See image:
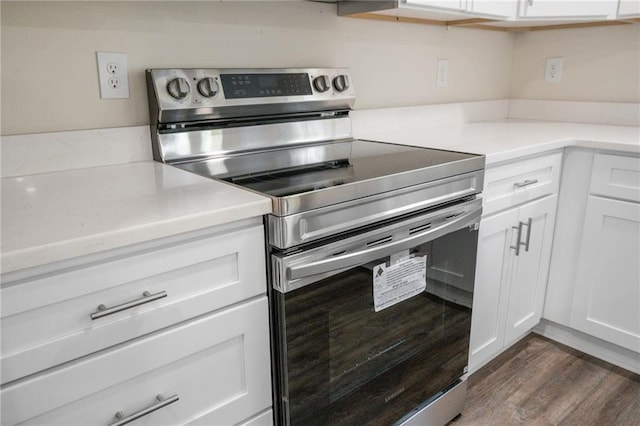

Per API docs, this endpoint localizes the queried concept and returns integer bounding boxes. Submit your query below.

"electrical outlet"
[107,76,121,89]
[106,63,119,74]
[545,57,563,83]
[436,59,449,88]
[97,52,129,99]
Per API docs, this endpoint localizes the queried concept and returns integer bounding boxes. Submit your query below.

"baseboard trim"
[534,319,640,375]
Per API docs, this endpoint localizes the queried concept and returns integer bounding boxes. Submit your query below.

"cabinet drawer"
[483,152,562,216]
[589,153,640,202]
[1,224,266,384]
[1,297,272,426]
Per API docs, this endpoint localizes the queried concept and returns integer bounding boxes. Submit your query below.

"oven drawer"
[0,297,272,426]
[589,153,640,202]
[483,152,562,216]
[1,224,266,384]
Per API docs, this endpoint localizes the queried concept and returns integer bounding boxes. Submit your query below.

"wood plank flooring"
[451,334,640,425]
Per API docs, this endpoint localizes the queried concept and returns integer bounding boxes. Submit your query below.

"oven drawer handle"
[287,206,482,280]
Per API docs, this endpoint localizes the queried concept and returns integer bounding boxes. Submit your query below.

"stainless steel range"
[146,67,484,426]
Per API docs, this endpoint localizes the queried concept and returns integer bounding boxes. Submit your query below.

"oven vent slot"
[409,223,432,235]
[332,250,346,257]
[366,236,393,247]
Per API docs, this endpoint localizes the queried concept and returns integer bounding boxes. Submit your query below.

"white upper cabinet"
[518,0,619,19]
[404,0,465,11]
[468,0,518,18]
[404,0,516,17]
[618,0,640,17]
[340,0,627,24]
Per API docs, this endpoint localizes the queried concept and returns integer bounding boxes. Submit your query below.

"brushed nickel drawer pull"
[523,217,533,252]
[513,179,538,189]
[510,222,523,256]
[110,394,179,426]
[90,290,167,320]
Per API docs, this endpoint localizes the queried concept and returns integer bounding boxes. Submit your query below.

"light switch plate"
[96,52,129,99]
[436,59,449,88]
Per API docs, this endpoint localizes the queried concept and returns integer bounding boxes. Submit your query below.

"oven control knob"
[313,75,330,93]
[332,75,350,92]
[167,77,190,100]
[197,77,219,98]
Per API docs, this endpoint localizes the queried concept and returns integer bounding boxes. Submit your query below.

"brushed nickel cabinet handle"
[514,179,538,189]
[110,394,179,426]
[510,222,523,256]
[90,290,167,320]
[523,217,533,252]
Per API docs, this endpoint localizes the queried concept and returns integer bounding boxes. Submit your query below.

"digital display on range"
[220,73,312,99]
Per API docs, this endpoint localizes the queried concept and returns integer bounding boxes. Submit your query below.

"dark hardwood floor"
[451,333,640,425]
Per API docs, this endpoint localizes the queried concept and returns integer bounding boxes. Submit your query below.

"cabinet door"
[504,196,557,345]
[1,298,272,426]
[571,196,640,353]
[469,208,519,372]
[404,0,465,12]
[618,0,640,17]
[468,0,517,17]
[519,0,617,18]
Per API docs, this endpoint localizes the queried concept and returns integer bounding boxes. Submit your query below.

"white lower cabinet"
[470,195,557,372]
[571,196,640,353]
[469,208,517,371]
[504,196,557,344]
[1,298,272,426]
[544,151,640,366]
[0,218,273,426]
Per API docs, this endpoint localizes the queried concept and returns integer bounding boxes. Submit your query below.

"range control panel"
[147,67,355,118]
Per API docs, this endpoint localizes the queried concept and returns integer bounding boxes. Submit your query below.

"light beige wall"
[0,1,514,136]
[510,24,640,103]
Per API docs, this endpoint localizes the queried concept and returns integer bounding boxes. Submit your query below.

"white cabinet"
[469,208,517,369]
[339,0,516,21]
[340,0,622,24]
[504,196,557,344]
[405,0,516,17]
[518,0,618,19]
[0,218,273,426]
[567,152,640,354]
[1,222,267,384]
[470,195,558,371]
[1,298,271,426]
[618,0,640,17]
[470,152,561,373]
[544,150,640,372]
[405,0,465,12]
[571,196,640,353]
[468,0,517,18]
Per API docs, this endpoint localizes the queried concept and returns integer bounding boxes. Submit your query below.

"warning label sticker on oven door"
[372,255,427,312]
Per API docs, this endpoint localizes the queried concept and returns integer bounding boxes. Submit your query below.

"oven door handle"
[287,205,482,281]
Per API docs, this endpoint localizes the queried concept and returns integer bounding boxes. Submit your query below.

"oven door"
[270,198,482,426]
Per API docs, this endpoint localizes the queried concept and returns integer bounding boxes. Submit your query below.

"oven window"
[273,226,478,426]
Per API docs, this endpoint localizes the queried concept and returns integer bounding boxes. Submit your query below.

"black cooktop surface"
[175,139,484,215]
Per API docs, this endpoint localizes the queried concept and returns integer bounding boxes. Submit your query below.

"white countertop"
[1,161,271,274]
[356,120,640,163]
[2,118,638,275]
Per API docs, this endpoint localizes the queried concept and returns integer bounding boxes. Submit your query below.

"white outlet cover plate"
[97,52,129,99]
[436,59,449,88]
[545,57,563,83]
